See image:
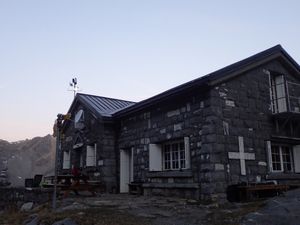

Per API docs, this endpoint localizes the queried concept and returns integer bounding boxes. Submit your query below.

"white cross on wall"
[228,136,255,175]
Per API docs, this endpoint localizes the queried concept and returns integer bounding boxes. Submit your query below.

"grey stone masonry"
[60,103,118,193]
[59,52,300,201]
[209,59,300,190]
[118,90,215,200]
[118,59,300,201]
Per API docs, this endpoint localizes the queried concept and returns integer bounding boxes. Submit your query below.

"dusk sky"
[1,0,300,142]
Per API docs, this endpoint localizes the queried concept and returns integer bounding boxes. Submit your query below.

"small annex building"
[59,45,300,201]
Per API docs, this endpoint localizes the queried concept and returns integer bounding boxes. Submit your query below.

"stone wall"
[208,65,272,190]
[60,103,117,192]
[207,59,299,192]
[117,59,300,201]
[118,89,215,199]
[0,187,50,210]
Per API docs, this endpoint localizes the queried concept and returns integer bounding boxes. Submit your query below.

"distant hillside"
[0,135,56,187]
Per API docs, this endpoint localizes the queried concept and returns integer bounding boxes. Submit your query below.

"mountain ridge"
[0,134,56,186]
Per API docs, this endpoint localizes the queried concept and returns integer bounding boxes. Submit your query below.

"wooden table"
[42,175,104,198]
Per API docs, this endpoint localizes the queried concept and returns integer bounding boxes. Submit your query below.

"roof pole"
[52,114,67,210]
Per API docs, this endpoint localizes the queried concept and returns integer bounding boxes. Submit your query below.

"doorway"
[120,148,134,193]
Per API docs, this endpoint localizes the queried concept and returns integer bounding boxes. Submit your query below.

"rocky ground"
[242,188,300,225]
[0,189,300,225]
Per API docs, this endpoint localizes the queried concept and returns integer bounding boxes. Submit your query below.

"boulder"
[20,202,34,212]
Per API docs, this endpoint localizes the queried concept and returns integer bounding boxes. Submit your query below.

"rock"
[154,211,173,217]
[242,189,300,225]
[57,202,88,212]
[186,199,199,205]
[52,218,78,225]
[21,202,34,212]
[23,214,39,225]
[25,217,39,225]
[136,212,156,218]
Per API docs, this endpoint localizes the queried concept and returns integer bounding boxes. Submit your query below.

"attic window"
[269,73,287,113]
[74,109,85,129]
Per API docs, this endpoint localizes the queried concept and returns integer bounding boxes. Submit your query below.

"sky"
[0,0,300,142]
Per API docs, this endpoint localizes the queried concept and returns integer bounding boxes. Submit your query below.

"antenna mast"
[69,77,79,98]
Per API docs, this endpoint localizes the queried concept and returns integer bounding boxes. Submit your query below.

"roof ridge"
[77,93,136,103]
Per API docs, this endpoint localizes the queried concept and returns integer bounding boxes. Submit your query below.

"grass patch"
[0,205,152,225]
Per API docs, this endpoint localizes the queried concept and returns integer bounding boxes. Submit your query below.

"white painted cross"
[228,136,255,175]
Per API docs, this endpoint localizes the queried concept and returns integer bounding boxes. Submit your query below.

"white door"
[120,149,133,193]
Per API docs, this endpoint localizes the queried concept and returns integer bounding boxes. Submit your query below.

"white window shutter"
[94,144,97,166]
[86,145,96,167]
[149,144,162,171]
[293,145,300,173]
[63,151,70,169]
[266,141,273,172]
[184,137,191,169]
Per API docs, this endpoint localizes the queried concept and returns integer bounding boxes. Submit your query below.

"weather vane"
[69,77,80,98]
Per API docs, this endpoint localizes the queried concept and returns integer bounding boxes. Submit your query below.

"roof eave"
[113,80,210,118]
[114,45,300,118]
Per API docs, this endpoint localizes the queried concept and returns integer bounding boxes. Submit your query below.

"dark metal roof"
[114,44,300,117]
[77,93,135,118]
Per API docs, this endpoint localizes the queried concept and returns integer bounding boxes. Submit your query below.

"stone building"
[60,94,135,192]
[59,45,300,200]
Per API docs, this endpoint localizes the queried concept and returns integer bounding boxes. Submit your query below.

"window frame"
[162,139,186,171]
[269,74,288,113]
[270,144,293,173]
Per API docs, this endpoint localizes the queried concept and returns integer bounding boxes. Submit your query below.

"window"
[270,145,293,172]
[74,109,85,129]
[149,137,190,171]
[269,74,287,113]
[163,141,186,170]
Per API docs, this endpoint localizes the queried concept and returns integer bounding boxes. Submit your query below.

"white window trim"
[162,140,185,170]
[269,143,293,173]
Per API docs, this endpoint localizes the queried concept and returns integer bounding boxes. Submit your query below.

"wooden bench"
[128,182,143,195]
[62,182,105,198]
[237,184,289,201]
